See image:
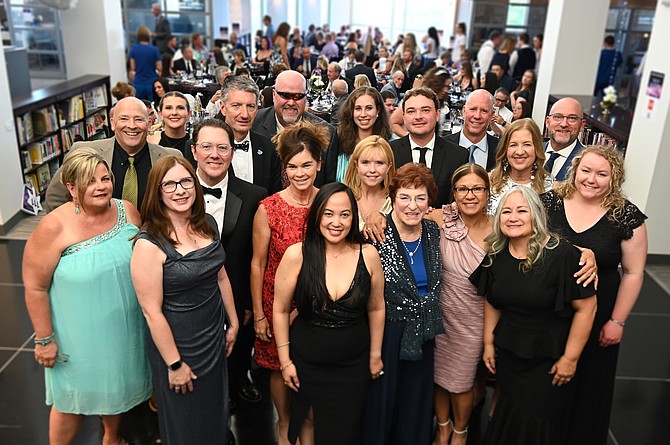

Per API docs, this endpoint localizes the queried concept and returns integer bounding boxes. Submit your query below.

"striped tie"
[122,156,138,207]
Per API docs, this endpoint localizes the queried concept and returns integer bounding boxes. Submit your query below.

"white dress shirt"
[409,134,436,168]
[546,139,579,178]
[231,133,254,184]
[197,171,229,234]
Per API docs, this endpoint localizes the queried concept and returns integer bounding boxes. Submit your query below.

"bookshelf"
[546,94,633,154]
[12,75,111,194]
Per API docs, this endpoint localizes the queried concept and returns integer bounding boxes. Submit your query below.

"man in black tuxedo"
[172,46,197,74]
[445,89,500,171]
[391,87,469,207]
[217,76,283,194]
[345,50,377,88]
[251,70,338,185]
[191,119,267,411]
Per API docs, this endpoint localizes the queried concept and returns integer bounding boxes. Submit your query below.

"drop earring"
[74,198,80,215]
[531,161,537,180]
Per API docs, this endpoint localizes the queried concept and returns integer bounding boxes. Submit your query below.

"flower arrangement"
[310,70,325,92]
[600,85,617,114]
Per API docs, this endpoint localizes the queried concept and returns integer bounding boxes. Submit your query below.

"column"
[623,1,670,255]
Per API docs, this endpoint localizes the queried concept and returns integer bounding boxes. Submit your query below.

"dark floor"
[1,237,669,444]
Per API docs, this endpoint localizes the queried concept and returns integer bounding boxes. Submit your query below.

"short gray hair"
[215,66,231,83]
[220,75,260,103]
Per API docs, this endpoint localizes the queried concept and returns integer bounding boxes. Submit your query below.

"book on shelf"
[27,135,61,166]
[86,109,108,138]
[24,172,39,192]
[16,111,34,145]
[20,150,32,172]
[84,85,108,109]
[32,105,58,136]
[579,126,623,151]
[36,164,52,192]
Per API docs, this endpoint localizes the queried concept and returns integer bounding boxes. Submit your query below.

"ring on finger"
[38,360,44,365]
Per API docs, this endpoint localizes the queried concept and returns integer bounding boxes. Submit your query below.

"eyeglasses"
[274,90,307,101]
[548,113,582,124]
[160,177,195,193]
[494,97,508,103]
[195,143,232,156]
[453,186,487,196]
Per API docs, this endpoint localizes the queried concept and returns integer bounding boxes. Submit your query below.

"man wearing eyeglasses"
[489,87,514,137]
[45,97,183,212]
[191,119,267,416]
[208,75,282,194]
[544,97,586,181]
[252,70,338,185]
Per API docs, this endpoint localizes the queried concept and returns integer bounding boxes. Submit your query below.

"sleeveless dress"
[541,191,647,445]
[46,199,152,414]
[434,203,486,393]
[470,240,596,445]
[254,193,310,370]
[136,214,230,445]
[288,247,372,445]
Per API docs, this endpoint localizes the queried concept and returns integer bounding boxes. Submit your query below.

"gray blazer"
[44,137,182,212]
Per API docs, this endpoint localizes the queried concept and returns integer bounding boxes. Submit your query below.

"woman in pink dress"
[251,120,329,445]
[428,164,492,445]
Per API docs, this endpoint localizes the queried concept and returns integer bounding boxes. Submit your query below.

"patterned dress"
[254,193,310,370]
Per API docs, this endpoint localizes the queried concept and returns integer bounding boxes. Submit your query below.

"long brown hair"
[140,155,215,245]
[337,87,391,155]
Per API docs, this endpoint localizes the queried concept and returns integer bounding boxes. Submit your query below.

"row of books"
[61,122,85,152]
[85,110,107,139]
[579,126,623,151]
[57,94,85,127]
[83,85,108,110]
[21,134,61,172]
[16,105,60,146]
[24,161,59,194]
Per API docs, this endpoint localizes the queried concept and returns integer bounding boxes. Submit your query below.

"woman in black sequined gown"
[273,183,385,445]
[541,145,647,445]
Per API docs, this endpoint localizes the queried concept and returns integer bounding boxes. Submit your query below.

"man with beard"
[252,70,338,185]
[543,97,586,181]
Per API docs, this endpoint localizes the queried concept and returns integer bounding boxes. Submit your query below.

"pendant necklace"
[401,227,422,265]
[288,188,314,207]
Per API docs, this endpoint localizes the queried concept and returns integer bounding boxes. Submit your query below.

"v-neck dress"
[541,190,646,445]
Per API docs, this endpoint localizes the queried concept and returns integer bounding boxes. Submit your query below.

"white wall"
[623,1,670,255]
[60,0,126,86]
[0,48,24,227]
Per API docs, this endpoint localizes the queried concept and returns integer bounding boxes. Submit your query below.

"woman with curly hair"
[332,87,391,183]
[541,145,648,445]
[471,186,596,445]
[488,118,552,214]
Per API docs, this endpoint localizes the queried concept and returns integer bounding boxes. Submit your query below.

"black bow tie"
[202,186,222,199]
[234,141,249,151]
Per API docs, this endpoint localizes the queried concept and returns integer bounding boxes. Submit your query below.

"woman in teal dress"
[24,148,152,445]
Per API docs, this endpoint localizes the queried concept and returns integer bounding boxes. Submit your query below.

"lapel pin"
[257,150,263,155]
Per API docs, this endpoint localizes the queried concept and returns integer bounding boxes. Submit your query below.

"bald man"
[544,97,586,181]
[45,97,183,212]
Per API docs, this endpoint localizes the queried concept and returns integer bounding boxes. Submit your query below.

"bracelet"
[609,318,626,327]
[277,342,290,348]
[280,360,294,371]
[34,333,55,346]
[255,315,266,322]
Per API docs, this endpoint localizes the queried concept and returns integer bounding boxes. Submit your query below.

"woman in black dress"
[273,183,385,445]
[362,163,444,445]
[541,145,647,445]
[131,156,239,444]
[147,91,191,155]
[471,186,596,445]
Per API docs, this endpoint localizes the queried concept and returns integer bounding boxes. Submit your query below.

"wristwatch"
[167,360,183,371]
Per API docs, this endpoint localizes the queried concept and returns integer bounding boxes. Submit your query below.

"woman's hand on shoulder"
[363,212,386,243]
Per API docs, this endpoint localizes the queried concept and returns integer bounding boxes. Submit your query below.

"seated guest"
[293,46,319,77]
[363,163,444,445]
[512,99,532,121]
[372,46,392,76]
[380,70,404,103]
[252,35,273,74]
[329,79,350,128]
[152,77,170,108]
[490,62,517,94]
[229,32,247,57]
[354,74,371,89]
[490,87,514,137]
[173,46,198,75]
[205,66,232,116]
[510,69,536,109]
[380,90,397,114]
[231,49,250,76]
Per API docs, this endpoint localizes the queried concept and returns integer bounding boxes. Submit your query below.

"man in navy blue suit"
[292,46,319,77]
[544,97,586,181]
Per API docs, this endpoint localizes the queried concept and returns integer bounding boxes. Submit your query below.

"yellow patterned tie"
[122,156,138,207]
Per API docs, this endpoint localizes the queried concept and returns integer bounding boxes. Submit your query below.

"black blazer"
[445,131,500,172]
[390,135,469,207]
[251,107,339,187]
[221,174,268,314]
[173,58,197,73]
[345,63,377,88]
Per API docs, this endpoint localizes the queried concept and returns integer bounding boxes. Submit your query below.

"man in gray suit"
[252,70,338,185]
[151,2,171,53]
[45,97,182,212]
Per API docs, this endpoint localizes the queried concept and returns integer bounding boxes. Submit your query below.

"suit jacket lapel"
[250,133,264,184]
[431,138,447,184]
[223,179,242,242]
[398,136,414,166]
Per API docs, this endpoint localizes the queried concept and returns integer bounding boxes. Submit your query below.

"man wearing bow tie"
[191,118,267,412]
[217,76,283,194]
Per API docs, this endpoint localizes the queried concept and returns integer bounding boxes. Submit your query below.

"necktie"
[414,147,428,166]
[235,141,249,151]
[122,156,138,207]
[469,145,479,164]
[186,61,191,73]
[202,186,222,199]
[544,152,561,175]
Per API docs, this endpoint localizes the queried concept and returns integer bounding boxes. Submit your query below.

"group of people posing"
[25,56,646,445]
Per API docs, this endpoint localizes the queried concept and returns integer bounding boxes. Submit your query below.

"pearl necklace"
[400,227,422,265]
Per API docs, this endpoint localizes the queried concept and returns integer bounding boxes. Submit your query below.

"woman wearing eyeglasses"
[363,163,444,445]
[131,155,239,444]
[251,121,329,445]
[426,164,492,445]
[488,118,553,215]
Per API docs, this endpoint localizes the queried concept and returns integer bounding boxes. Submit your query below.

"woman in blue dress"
[24,148,152,445]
